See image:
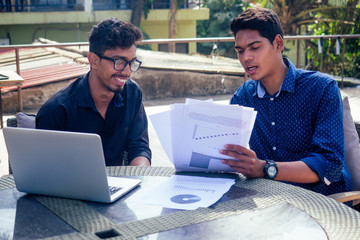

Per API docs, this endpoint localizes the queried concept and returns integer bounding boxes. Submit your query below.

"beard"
[106,84,123,94]
[105,77,128,94]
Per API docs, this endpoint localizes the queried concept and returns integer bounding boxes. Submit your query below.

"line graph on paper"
[191,124,242,158]
[192,124,240,141]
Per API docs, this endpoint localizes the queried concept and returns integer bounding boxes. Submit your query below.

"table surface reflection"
[0,166,359,240]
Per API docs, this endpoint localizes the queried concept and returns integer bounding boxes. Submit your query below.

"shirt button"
[270,98,274,101]
[272,147,277,151]
[271,122,275,126]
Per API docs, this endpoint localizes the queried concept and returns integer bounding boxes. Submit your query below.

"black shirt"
[36,72,151,166]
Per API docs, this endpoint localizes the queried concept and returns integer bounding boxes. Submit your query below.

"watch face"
[268,166,277,178]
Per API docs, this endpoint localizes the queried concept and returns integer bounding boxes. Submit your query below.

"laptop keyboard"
[109,186,122,195]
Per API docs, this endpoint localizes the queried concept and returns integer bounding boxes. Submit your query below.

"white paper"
[148,110,173,163]
[149,99,257,172]
[130,175,235,210]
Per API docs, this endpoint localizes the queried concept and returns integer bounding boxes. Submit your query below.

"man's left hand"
[129,156,151,166]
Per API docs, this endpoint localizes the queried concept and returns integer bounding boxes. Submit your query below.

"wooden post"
[15,48,23,112]
[297,28,301,68]
[341,39,346,89]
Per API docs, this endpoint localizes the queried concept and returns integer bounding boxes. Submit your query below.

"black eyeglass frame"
[96,54,142,72]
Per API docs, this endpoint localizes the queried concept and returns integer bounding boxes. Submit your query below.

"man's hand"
[220,144,320,183]
[220,144,266,178]
[129,156,151,166]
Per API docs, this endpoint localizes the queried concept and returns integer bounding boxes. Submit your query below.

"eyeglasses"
[97,54,142,72]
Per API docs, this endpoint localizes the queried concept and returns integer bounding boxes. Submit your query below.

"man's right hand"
[220,144,267,179]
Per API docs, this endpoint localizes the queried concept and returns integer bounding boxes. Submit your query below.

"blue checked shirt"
[230,58,352,196]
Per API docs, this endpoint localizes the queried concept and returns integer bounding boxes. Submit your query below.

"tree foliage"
[255,0,360,78]
[262,0,329,35]
[197,0,251,58]
[197,0,360,78]
[304,1,360,78]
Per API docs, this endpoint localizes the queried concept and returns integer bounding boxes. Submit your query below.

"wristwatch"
[264,160,278,179]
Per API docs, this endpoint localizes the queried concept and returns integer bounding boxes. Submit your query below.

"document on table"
[129,175,235,210]
[149,99,257,172]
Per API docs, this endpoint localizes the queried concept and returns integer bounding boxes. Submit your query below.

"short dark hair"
[89,17,143,54]
[230,8,283,44]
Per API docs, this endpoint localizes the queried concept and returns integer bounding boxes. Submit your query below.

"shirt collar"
[254,58,296,98]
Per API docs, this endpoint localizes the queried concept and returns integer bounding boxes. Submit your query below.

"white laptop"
[2,127,141,203]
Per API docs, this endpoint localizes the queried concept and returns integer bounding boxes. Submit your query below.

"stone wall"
[132,68,244,99]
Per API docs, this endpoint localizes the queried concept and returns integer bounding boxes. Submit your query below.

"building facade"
[0,0,209,53]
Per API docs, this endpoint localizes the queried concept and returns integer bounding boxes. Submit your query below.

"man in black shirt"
[36,18,151,166]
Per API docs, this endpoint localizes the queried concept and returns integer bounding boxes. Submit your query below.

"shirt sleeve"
[301,80,345,184]
[36,101,67,131]
[125,94,152,164]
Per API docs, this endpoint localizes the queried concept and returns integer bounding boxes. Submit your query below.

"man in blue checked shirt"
[220,8,352,197]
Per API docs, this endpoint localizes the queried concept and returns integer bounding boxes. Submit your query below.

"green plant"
[196,0,251,58]
[305,3,360,78]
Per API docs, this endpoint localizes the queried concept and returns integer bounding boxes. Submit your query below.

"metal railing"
[138,34,360,89]
[1,34,359,80]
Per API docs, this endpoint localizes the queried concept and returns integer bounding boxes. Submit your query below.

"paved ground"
[1,88,359,177]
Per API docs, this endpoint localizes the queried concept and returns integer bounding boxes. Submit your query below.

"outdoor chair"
[6,112,35,128]
[327,96,360,210]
